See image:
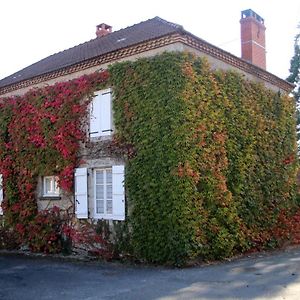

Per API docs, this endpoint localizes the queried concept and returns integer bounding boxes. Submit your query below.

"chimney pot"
[96,23,112,37]
[240,9,266,69]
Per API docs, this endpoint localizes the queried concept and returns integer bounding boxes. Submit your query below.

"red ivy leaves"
[0,70,109,250]
[283,153,295,165]
[59,165,75,192]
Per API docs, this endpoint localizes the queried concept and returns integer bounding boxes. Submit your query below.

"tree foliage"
[287,27,300,101]
[287,25,300,145]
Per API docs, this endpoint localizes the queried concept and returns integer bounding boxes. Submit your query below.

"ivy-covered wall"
[110,52,298,264]
[0,72,109,253]
[0,52,298,264]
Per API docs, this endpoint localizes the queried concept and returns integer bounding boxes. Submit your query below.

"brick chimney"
[240,9,266,69]
[96,23,112,37]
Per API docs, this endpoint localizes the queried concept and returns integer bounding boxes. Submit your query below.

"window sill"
[89,135,113,142]
[93,214,125,221]
[39,196,61,201]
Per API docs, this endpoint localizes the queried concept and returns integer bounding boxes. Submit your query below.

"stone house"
[0,10,293,223]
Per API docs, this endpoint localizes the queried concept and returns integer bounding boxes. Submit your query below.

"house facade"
[0,11,296,263]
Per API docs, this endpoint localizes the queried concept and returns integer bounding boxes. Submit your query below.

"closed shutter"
[112,165,125,220]
[75,168,88,219]
[100,91,112,136]
[90,94,101,137]
[0,174,3,215]
[90,89,112,137]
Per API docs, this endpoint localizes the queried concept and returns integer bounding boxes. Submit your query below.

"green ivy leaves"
[110,52,297,264]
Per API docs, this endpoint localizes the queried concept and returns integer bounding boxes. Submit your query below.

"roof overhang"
[0,30,293,96]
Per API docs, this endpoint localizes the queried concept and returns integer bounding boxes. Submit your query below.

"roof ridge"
[153,16,183,30]
[57,16,183,56]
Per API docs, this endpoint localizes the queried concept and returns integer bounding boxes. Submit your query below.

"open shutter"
[0,174,3,215]
[90,94,102,138]
[112,165,125,220]
[100,90,112,136]
[75,168,88,219]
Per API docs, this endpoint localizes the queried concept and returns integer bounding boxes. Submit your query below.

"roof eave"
[0,30,293,95]
[179,30,294,92]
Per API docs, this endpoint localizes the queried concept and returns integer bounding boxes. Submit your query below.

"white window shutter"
[112,165,125,220]
[90,94,102,137]
[100,91,112,136]
[89,89,112,138]
[0,174,3,215]
[75,168,88,219]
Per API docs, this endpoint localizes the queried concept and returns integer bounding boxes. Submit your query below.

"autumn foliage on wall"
[0,71,109,252]
[110,52,298,264]
[0,52,298,264]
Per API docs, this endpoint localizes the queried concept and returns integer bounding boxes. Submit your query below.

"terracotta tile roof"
[0,17,182,89]
[0,16,293,94]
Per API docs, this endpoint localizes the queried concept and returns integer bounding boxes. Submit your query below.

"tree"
[287,25,300,148]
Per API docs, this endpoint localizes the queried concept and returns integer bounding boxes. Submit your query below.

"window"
[89,88,113,138]
[43,176,59,197]
[95,168,113,216]
[74,166,125,220]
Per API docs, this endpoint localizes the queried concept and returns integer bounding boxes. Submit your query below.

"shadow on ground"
[1,247,300,299]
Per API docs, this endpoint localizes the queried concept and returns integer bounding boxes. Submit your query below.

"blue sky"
[1,0,300,80]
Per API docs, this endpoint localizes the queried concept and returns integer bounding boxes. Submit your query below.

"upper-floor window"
[89,88,113,138]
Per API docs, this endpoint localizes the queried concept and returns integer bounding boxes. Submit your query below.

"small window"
[43,176,59,197]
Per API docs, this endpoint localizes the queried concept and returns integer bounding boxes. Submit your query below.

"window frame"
[42,176,60,197]
[93,167,114,219]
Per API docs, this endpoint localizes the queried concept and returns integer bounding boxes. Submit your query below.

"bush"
[0,222,20,250]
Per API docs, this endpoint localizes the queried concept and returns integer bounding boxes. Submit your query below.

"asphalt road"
[1,247,300,300]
